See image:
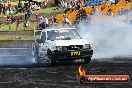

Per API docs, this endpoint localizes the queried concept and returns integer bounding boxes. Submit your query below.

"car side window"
[41,32,46,42]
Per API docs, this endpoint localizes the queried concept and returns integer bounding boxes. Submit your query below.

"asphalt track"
[0,49,132,88]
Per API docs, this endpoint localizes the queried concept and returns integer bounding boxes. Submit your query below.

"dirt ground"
[0,49,131,88]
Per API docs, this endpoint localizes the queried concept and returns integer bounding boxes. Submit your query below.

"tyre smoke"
[0,49,33,65]
[78,12,132,58]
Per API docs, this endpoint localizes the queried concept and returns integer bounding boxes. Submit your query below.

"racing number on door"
[71,52,80,56]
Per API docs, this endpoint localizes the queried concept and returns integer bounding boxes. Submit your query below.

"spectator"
[52,16,57,23]
[0,21,2,31]
[7,1,12,11]
[16,16,21,31]
[31,3,40,10]
[45,17,49,27]
[2,4,6,15]
[17,2,23,13]
[0,0,3,3]
[60,0,67,8]
[65,3,72,13]
[76,7,87,20]
[25,13,28,20]
[24,20,30,28]
[35,11,40,21]
[0,3,3,16]
[6,15,11,21]
[63,15,71,25]
[54,0,59,6]
[24,1,29,11]
[67,3,72,9]
[41,0,49,8]
[76,2,81,10]
[83,0,88,7]
[70,0,75,6]
[38,16,45,29]
[26,8,32,19]
[51,16,58,27]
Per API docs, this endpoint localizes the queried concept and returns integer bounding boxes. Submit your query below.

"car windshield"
[47,29,81,40]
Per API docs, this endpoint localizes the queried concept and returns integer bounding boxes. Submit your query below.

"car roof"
[41,28,75,32]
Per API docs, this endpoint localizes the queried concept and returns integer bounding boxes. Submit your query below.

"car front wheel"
[84,57,91,64]
[47,49,56,66]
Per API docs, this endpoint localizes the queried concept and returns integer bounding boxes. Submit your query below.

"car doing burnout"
[32,28,93,66]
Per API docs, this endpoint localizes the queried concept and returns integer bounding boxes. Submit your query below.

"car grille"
[62,45,83,51]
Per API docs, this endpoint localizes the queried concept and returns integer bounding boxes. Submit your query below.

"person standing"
[0,3,3,16]
[27,8,32,19]
[35,11,40,21]
[45,17,49,28]
[0,21,2,31]
[3,4,6,16]
[7,1,12,13]
[39,16,45,29]
[16,16,21,31]
[54,0,59,6]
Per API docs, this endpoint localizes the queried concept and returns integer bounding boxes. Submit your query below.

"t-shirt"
[8,2,12,8]
[17,17,20,24]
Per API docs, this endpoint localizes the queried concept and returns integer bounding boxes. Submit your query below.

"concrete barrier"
[0,40,34,48]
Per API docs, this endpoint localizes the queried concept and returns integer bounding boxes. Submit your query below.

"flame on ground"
[78,66,86,76]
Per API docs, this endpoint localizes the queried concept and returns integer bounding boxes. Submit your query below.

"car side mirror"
[37,39,43,43]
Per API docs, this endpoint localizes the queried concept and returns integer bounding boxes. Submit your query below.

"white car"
[32,28,93,66]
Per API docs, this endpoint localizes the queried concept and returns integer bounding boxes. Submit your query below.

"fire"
[78,66,86,76]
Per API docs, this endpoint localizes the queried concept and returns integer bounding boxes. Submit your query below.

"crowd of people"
[55,0,132,25]
[0,0,51,16]
[0,0,132,31]
[37,0,132,29]
[0,0,52,31]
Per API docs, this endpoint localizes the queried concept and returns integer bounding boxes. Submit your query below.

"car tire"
[47,49,56,66]
[84,57,91,64]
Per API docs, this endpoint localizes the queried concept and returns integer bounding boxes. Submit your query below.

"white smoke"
[0,49,33,65]
[78,12,132,58]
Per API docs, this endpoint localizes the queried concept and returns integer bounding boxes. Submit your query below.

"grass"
[38,7,62,14]
[0,1,63,40]
[13,7,62,17]
[2,0,62,17]
[1,7,62,31]
[3,1,25,6]
[0,35,34,40]
[1,21,38,31]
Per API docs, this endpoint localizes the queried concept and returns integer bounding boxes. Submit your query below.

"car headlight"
[56,46,62,51]
[84,44,91,49]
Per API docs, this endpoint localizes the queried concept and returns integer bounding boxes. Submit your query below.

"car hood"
[47,39,90,46]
